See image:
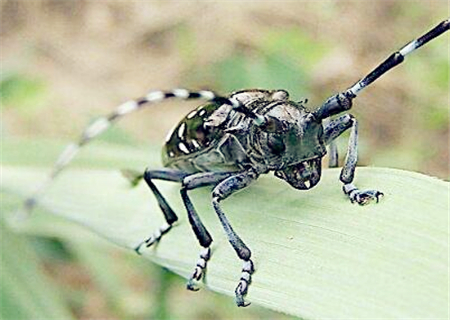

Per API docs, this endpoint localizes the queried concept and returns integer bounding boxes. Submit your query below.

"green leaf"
[212,51,309,97]
[261,28,328,70]
[0,73,47,110]
[1,142,448,319]
[0,221,75,320]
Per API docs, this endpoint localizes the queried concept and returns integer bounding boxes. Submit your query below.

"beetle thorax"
[250,102,326,165]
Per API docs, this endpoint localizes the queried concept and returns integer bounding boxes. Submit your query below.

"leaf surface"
[2,141,448,319]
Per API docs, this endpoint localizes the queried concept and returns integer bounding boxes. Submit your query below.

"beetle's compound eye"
[268,134,286,155]
[271,90,289,101]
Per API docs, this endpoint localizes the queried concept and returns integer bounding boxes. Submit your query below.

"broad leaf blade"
[2,162,448,319]
[0,221,75,320]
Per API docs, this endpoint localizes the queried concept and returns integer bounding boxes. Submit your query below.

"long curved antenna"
[21,89,265,214]
[347,18,450,96]
[315,18,450,120]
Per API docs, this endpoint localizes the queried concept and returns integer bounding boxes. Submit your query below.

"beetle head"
[263,103,326,190]
[274,157,322,190]
[264,104,326,161]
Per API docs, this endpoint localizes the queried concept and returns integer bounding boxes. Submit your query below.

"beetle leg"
[211,169,259,307]
[134,169,188,254]
[323,114,383,205]
[328,141,339,168]
[323,114,353,144]
[180,171,235,291]
[323,119,339,168]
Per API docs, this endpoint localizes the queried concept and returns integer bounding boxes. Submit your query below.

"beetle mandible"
[23,19,449,307]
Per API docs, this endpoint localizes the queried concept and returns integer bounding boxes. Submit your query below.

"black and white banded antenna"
[347,18,450,97]
[21,89,266,215]
[315,18,450,120]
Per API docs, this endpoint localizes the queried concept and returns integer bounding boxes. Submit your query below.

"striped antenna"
[347,18,449,96]
[315,18,449,121]
[21,89,266,214]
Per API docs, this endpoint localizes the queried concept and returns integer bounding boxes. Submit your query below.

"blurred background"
[1,1,448,319]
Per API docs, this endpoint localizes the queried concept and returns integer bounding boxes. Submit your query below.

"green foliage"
[2,140,294,320]
[193,28,328,100]
[262,28,328,71]
[0,73,47,111]
[1,138,154,169]
[0,220,74,320]
[2,141,448,319]
[214,52,309,96]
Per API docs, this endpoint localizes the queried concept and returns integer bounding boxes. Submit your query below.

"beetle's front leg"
[179,171,235,291]
[324,114,383,205]
[211,169,259,307]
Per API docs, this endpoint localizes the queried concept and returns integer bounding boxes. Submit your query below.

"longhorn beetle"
[23,19,449,307]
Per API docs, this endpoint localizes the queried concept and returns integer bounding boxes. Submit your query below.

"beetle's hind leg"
[134,169,189,254]
[323,114,383,205]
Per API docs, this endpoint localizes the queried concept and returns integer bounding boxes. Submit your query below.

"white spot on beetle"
[399,40,418,56]
[199,90,215,100]
[349,82,363,95]
[178,122,186,139]
[229,97,241,108]
[116,100,138,115]
[173,88,190,99]
[165,124,177,142]
[84,118,110,139]
[178,142,190,154]
[272,90,289,101]
[187,110,197,119]
[191,140,200,149]
[55,143,80,168]
[146,91,165,102]
[198,109,206,116]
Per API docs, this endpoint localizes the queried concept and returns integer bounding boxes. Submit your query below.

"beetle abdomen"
[162,89,294,173]
[163,102,232,172]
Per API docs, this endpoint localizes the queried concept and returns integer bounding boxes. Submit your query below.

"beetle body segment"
[163,89,327,189]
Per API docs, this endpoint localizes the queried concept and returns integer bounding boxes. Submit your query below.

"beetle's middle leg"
[324,119,339,168]
[323,114,383,205]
